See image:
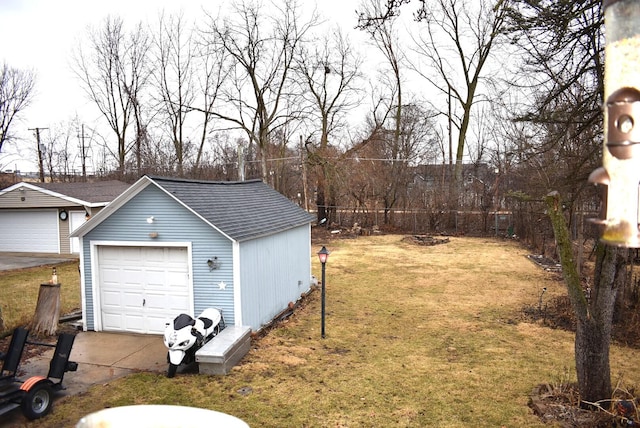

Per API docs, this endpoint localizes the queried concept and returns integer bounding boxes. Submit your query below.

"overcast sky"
[0,0,368,172]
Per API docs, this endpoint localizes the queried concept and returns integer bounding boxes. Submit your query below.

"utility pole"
[300,135,309,211]
[29,127,48,182]
[238,143,245,181]
[77,124,90,182]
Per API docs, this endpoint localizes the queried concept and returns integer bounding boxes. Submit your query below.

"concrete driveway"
[19,331,169,396]
[3,331,170,424]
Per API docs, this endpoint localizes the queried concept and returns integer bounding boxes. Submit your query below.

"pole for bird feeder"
[590,0,640,247]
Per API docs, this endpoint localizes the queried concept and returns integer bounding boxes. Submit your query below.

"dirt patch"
[401,235,450,246]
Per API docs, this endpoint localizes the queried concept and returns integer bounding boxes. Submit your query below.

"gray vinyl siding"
[239,224,312,330]
[81,185,235,331]
[58,216,71,254]
[0,187,78,208]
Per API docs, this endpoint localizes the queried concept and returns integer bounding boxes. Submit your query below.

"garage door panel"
[146,315,173,334]
[121,269,146,285]
[144,269,167,287]
[165,272,188,286]
[101,290,122,306]
[98,246,190,334]
[102,313,123,331]
[123,315,145,333]
[101,268,125,284]
[144,293,189,311]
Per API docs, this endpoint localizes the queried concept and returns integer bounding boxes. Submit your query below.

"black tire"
[167,363,178,378]
[21,382,53,420]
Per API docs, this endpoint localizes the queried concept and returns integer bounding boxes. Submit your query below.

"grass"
[0,260,81,334]
[6,236,640,427]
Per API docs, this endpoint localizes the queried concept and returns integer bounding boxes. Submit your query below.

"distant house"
[71,175,315,333]
[0,181,130,254]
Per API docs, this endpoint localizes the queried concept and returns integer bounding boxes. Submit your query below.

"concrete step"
[195,326,251,375]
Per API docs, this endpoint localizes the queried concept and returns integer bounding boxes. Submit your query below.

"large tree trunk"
[31,283,61,336]
[576,243,625,404]
[545,191,626,404]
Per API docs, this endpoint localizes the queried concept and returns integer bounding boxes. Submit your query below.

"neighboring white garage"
[0,180,130,254]
[0,209,59,253]
[97,245,192,334]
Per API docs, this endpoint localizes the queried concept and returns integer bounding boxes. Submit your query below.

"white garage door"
[98,246,191,334]
[0,210,58,253]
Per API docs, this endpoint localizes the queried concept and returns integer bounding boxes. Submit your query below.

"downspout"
[590,0,640,247]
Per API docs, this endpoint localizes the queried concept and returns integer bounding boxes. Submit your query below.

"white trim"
[89,240,194,332]
[78,237,88,331]
[232,241,242,327]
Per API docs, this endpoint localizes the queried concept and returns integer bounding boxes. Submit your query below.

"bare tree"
[73,16,150,176]
[409,0,509,185]
[358,0,425,223]
[0,62,36,153]
[508,0,623,406]
[202,0,318,182]
[295,28,364,223]
[153,12,197,176]
[192,29,229,176]
[152,12,229,177]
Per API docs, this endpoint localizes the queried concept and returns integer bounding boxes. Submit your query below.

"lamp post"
[317,246,330,338]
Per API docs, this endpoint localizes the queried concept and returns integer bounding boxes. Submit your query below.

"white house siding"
[80,185,235,332]
[238,224,312,330]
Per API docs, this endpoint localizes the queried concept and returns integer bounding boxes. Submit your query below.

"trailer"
[0,327,78,420]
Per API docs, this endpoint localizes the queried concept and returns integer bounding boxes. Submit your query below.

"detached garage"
[0,181,130,254]
[71,176,315,333]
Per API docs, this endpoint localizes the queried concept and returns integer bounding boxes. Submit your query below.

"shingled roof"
[151,176,314,242]
[0,180,130,206]
[35,180,130,204]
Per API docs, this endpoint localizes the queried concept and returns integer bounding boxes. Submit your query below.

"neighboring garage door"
[98,246,191,334]
[0,209,58,253]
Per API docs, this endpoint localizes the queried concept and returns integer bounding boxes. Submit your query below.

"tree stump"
[31,283,61,336]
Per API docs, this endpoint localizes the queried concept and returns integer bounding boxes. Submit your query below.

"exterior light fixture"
[207,257,220,271]
[317,246,330,338]
[146,216,155,224]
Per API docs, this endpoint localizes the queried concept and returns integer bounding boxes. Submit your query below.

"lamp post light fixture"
[317,246,330,338]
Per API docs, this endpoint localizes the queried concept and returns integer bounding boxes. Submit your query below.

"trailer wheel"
[21,382,53,420]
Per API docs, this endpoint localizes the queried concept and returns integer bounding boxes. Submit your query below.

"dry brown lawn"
[0,260,80,335]
[12,236,640,427]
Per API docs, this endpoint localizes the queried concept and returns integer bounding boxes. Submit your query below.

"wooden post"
[31,283,61,336]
